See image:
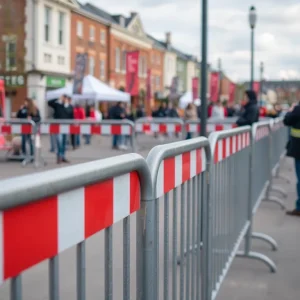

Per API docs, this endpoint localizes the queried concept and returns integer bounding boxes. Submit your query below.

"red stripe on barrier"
[91,125,101,134]
[130,172,140,214]
[222,139,226,160]
[175,124,182,133]
[182,152,191,183]
[69,125,80,135]
[215,124,224,131]
[21,124,32,134]
[49,124,60,134]
[164,157,175,194]
[84,180,113,239]
[111,125,121,135]
[196,149,202,174]
[0,125,11,134]
[3,196,58,280]
[159,124,167,133]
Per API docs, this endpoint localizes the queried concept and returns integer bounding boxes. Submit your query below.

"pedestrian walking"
[236,90,259,126]
[73,103,86,147]
[17,98,41,161]
[211,100,226,119]
[48,95,70,164]
[283,101,300,216]
[184,103,197,139]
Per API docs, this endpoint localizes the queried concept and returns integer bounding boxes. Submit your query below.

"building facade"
[70,5,110,83]
[176,53,188,93]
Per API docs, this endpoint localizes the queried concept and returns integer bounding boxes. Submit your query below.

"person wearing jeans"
[48,95,70,164]
[284,101,300,216]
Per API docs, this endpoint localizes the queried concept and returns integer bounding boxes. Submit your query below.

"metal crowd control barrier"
[146,137,210,300]
[185,118,238,136]
[0,154,152,300]
[0,118,37,166]
[260,118,287,209]
[207,126,276,300]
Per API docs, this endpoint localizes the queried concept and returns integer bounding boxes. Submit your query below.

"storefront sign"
[46,76,66,88]
[0,75,25,87]
[210,72,219,102]
[126,51,139,96]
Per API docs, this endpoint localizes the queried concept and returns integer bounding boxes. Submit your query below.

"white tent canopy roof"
[179,91,201,109]
[46,75,130,102]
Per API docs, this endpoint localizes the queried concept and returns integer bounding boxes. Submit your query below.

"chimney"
[130,12,138,18]
[166,32,171,47]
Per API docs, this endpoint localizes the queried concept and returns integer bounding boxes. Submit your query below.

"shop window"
[77,21,83,38]
[58,12,65,45]
[5,40,17,71]
[44,6,51,42]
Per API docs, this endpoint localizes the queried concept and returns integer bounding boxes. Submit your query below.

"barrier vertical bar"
[49,256,59,300]
[76,242,86,300]
[172,187,178,300]
[11,276,22,300]
[123,217,130,300]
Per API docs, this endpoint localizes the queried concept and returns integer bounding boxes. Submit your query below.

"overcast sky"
[83,0,300,83]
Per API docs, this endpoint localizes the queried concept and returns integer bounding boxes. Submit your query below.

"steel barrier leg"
[236,250,277,273]
[270,185,287,198]
[275,173,290,183]
[251,232,278,251]
[263,195,286,210]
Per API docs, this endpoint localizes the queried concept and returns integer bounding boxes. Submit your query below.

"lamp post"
[259,62,264,106]
[249,6,257,90]
[200,0,208,137]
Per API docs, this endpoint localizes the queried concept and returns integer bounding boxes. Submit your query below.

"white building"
[163,33,177,96]
[25,0,78,118]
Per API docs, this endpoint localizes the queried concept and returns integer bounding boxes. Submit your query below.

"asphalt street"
[0,134,298,300]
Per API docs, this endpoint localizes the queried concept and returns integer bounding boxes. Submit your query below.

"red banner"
[146,69,151,101]
[210,72,219,102]
[253,81,260,95]
[229,82,236,103]
[126,51,139,96]
[0,79,5,118]
[192,77,199,101]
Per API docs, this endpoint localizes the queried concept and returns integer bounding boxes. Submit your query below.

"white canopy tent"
[179,91,201,109]
[46,75,130,103]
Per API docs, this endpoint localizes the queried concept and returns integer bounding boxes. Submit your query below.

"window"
[57,56,65,65]
[115,47,120,72]
[44,53,52,63]
[5,40,17,71]
[89,26,95,41]
[100,60,105,79]
[77,21,83,38]
[100,30,106,45]
[156,76,160,87]
[89,56,95,75]
[58,12,65,45]
[157,54,161,65]
[139,56,146,77]
[122,50,126,73]
[44,6,51,42]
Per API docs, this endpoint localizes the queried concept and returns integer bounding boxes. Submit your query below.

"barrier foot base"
[236,251,277,273]
[270,185,287,198]
[263,195,286,210]
[252,232,278,251]
[275,174,290,184]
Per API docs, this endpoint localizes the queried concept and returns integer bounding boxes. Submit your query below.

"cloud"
[83,0,300,81]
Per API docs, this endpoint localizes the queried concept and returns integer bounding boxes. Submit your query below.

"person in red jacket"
[73,104,86,147]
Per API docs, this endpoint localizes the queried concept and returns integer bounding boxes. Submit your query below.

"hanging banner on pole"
[126,51,139,96]
[192,77,199,101]
[73,53,88,95]
[0,79,5,118]
[253,81,260,95]
[210,72,219,102]
[146,69,152,102]
[229,82,236,103]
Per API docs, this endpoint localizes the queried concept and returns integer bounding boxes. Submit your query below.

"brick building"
[83,4,154,110]
[71,5,110,83]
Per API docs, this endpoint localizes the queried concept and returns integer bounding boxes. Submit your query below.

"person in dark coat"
[17,98,41,159]
[236,90,259,126]
[48,95,70,163]
[283,102,300,216]
[166,102,179,118]
[136,105,145,119]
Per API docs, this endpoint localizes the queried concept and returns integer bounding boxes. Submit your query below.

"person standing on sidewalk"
[65,96,75,150]
[48,95,70,164]
[283,102,300,216]
[236,90,259,126]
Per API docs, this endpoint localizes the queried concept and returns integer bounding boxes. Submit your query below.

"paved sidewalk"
[218,157,300,300]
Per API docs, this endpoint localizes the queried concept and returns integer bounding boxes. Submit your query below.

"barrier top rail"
[0,118,36,134]
[146,137,209,198]
[271,117,284,131]
[39,119,135,135]
[209,126,251,164]
[0,154,151,283]
[135,117,184,133]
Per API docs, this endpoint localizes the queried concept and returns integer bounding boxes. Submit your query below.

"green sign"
[46,76,66,88]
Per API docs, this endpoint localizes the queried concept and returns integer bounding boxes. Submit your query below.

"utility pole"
[218,58,222,101]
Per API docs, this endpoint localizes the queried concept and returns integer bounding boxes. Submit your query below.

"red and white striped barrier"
[213,132,251,163]
[254,126,269,141]
[0,171,140,282]
[156,148,206,197]
[0,123,34,134]
[186,123,237,133]
[135,123,182,134]
[39,123,132,135]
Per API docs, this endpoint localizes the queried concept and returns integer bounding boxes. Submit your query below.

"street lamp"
[249,6,257,90]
